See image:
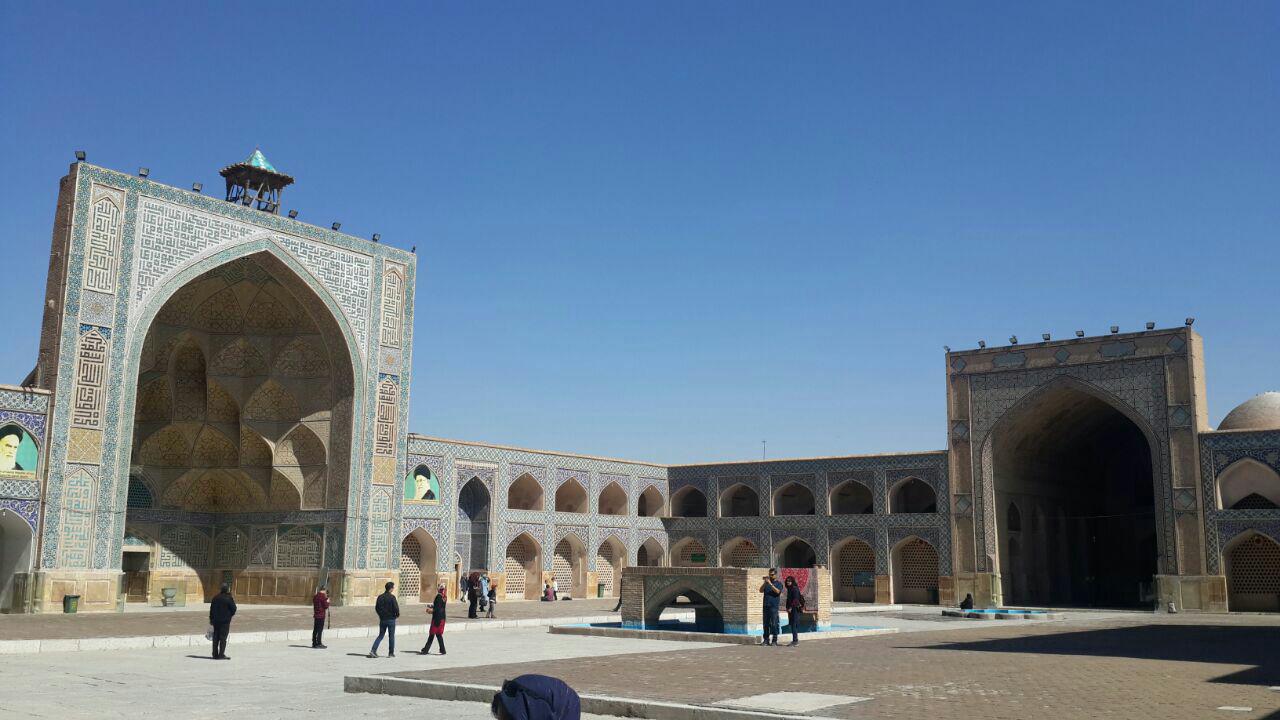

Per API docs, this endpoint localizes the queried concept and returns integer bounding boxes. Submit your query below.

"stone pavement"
[0,624,715,719]
[0,597,620,641]
[384,610,1280,720]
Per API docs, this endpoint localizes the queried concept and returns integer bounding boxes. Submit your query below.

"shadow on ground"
[921,623,1280,686]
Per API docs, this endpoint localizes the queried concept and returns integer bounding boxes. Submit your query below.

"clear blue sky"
[1,3,1276,464]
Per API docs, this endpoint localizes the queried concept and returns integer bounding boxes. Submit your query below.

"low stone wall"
[620,566,832,635]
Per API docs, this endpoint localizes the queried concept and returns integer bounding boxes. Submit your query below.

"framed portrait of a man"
[0,424,38,479]
[403,465,440,504]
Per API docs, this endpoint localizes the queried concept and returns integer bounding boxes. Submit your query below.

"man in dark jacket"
[311,585,330,648]
[368,581,400,658]
[209,583,237,659]
[758,568,783,646]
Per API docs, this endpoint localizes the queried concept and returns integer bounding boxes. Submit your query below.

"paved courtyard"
[384,609,1280,720]
[3,607,1279,719]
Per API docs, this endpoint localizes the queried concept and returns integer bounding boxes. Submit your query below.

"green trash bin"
[62,594,81,614]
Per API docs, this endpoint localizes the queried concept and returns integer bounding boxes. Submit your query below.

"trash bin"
[62,594,81,614]
[598,582,607,598]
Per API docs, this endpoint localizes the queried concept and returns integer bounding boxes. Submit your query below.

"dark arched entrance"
[456,476,491,570]
[992,380,1157,607]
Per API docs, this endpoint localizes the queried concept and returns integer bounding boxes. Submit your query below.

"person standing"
[368,581,399,658]
[479,574,491,613]
[467,573,480,619]
[784,575,805,646]
[758,568,783,646]
[485,584,497,619]
[311,585,330,649]
[420,585,448,655]
[209,583,237,660]
[551,578,559,600]
[459,574,470,603]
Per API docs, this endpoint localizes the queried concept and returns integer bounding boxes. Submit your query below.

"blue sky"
[1,3,1276,464]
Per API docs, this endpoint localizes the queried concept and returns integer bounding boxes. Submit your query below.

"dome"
[1219,392,1280,431]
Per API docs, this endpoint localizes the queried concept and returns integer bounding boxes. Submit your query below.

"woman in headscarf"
[468,571,482,619]
[783,575,805,646]
[491,674,581,720]
[420,584,447,655]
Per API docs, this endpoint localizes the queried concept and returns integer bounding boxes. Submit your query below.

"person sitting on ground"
[491,674,581,720]
[541,583,554,602]
[960,592,974,611]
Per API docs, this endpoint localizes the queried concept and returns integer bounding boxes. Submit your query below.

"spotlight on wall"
[192,182,203,193]
[74,150,86,162]
[1075,330,1085,338]
[1009,335,1018,345]
[1145,321,1155,330]
[1185,317,1195,326]
[331,222,342,231]
[1110,325,1119,334]
[138,167,150,178]
[978,340,986,349]
[372,233,381,243]
[1042,333,1051,342]
[287,209,298,219]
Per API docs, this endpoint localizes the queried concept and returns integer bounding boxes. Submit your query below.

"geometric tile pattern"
[1199,429,1280,574]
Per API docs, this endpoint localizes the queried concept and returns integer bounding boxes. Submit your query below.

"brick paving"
[0,597,618,640]
[388,613,1280,719]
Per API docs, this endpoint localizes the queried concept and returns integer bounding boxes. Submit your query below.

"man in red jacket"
[311,586,330,649]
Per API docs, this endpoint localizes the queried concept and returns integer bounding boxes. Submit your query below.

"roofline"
[947,325,1196,357]
[406,434,667,469]
[72,162,415,263]
[669,449,948,469]
[0,383,50,395]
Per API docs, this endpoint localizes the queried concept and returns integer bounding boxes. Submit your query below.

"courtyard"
[2,604,1278,719]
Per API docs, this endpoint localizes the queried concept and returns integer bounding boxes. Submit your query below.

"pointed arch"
[889,477,936,514]
[595,536,627,597]
[638,485,664,517]
[719,483,760,518]
[1218,458,1280,510]
[553,533,588,598]
[637,537,664,567]
[830,478,873,515]
[504,532,542,599]
[720,536,762,567]
[891,536,939,605]
[508,473,544,511]
[772,481,815,516]
[598,481,628,516]
[399,527,439,602]
[775,536,817,568]
[1224,530,1280,612]
[554,477,588,513]
[832,536,876,602]
[671,537,708,567]
[670,486,707,517]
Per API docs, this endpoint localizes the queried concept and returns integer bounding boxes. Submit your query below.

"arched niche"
[830,479,873,515]
[889,477,937,514]
[1218,458,1280,510]
[637,537,664,567]
[832,536,875,602]
[503,533,542,600]
[670,487,707,518]
[720,536,761,568]
[595,536,627,597]
[637,486,664,517]
[775,536,817,568]
[891,536,939,605]
[508,473,544,511]
[598,482,627,516]
[773,482,815,516]
[554,478,588,514]
[671,538,708,567]
[720,484,760,518]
